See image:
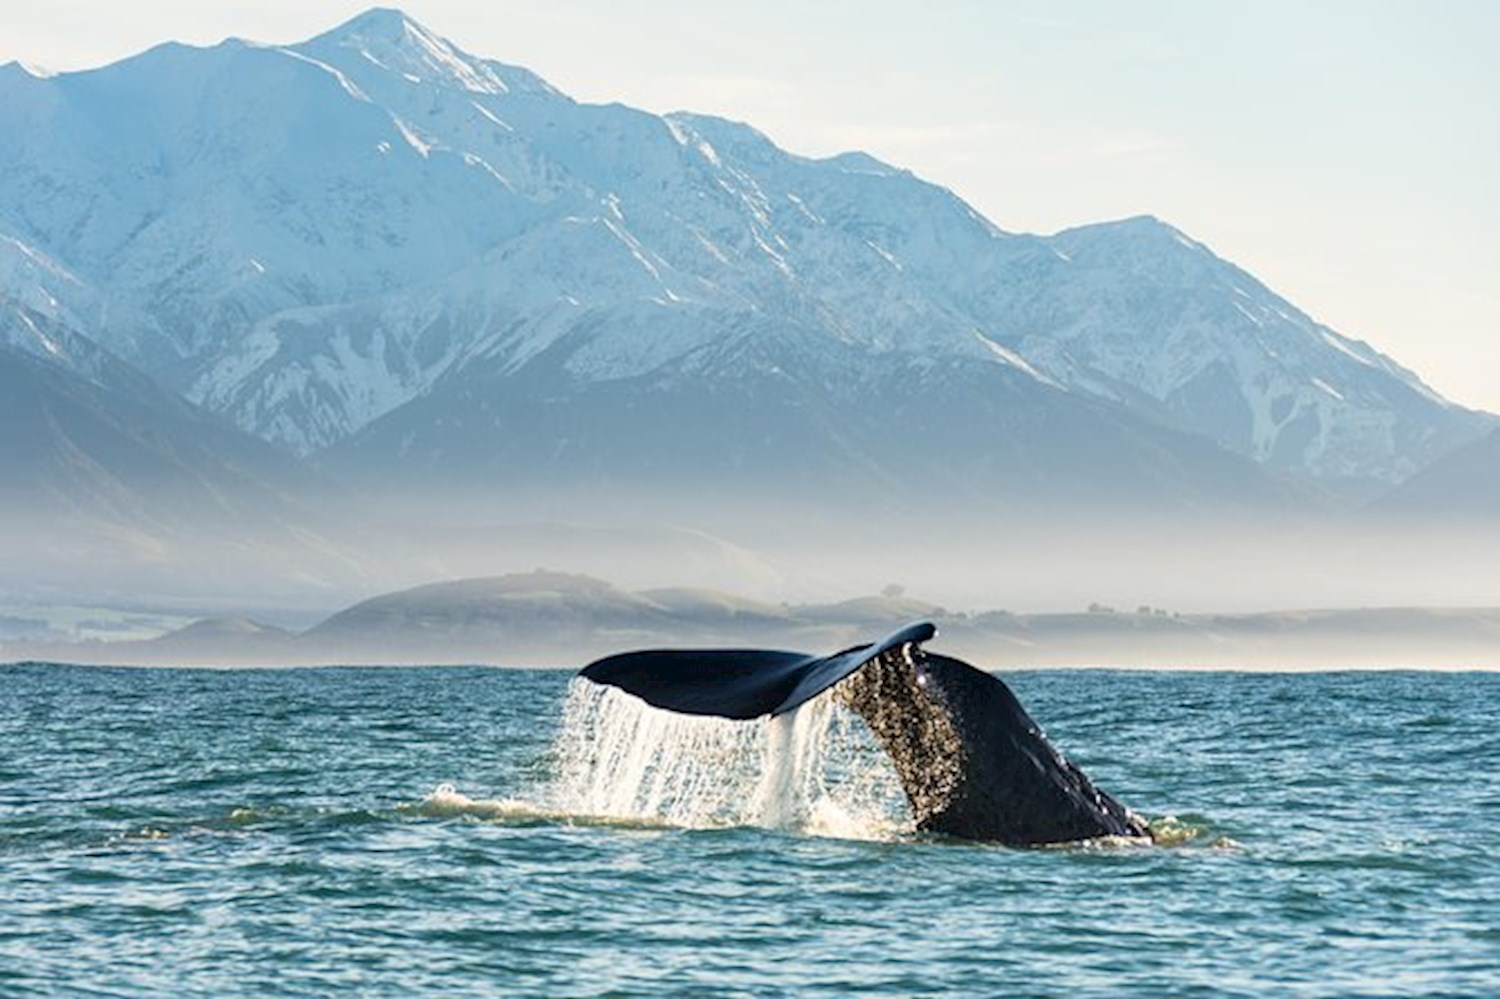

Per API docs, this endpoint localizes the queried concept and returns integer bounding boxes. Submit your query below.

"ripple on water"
[0,664,1497,996]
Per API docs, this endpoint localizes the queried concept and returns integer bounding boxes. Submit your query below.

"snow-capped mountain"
[993,217,1485,494]
[0,8,1487,505]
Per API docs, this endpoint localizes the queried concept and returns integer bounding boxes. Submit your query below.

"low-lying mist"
[4,484,1496,626]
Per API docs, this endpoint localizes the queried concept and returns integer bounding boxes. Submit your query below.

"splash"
[416,783,556,822]
[543,678,912,840]
[1148,814,1204,846]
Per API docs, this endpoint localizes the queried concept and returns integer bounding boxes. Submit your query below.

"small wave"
[408,782,675,832]
[224,804,297,826]
[1148,814,1204,846]
[119,826,172,842]
[802,796,910,843]
[1403,714,1455,729]
[103,802,394,846]
[1147,813,1239,849]
[409,783,564,824]
[410,777,910,841]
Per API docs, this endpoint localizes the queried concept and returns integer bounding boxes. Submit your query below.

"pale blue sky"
[4,1,1496,411]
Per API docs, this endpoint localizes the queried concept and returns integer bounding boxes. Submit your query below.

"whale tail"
[579,622,1149,846]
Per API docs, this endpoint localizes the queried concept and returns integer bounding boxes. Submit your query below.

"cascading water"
[545,677,912,840]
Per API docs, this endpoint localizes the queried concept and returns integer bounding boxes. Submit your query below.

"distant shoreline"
[6,659,1498,674]
[6,571,1497,671]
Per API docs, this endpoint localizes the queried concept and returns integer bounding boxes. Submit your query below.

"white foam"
[543,678,911,840]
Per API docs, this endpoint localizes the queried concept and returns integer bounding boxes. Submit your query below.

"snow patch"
[787,193,824,224]
[18,311,62,356]
[664,118,722,166]
[391,116,433,157]
[1319,330,1375,368]
[688,226,731,265]
[1311,377,1344,401]
[463,152,513,188]
[276,48,370,102]
[399,18,508,94]
[974,332,1052,384]
[601,219,664,282]
[470,100,513,132]
[865,241,901,270]
[0,235,84,287]
[693,138,722,167]
[1232,301,1263,327]
[753,231,793,278]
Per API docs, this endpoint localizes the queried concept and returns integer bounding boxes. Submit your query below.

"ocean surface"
[2,662,1496,996]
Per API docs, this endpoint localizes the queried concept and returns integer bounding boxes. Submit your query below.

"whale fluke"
[579,622,1150,846]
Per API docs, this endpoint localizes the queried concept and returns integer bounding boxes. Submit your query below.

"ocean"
[2,663,1496,996]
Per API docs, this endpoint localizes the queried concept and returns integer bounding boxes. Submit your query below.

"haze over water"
[4,663,1496,996]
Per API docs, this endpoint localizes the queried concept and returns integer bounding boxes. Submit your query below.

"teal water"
[2,664,1496,996]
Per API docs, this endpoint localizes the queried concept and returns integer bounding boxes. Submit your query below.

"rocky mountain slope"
[1372,429,1500,522]
[0,300,362,600]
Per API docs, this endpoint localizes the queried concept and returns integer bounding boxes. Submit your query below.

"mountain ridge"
[0,7,1490,521]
